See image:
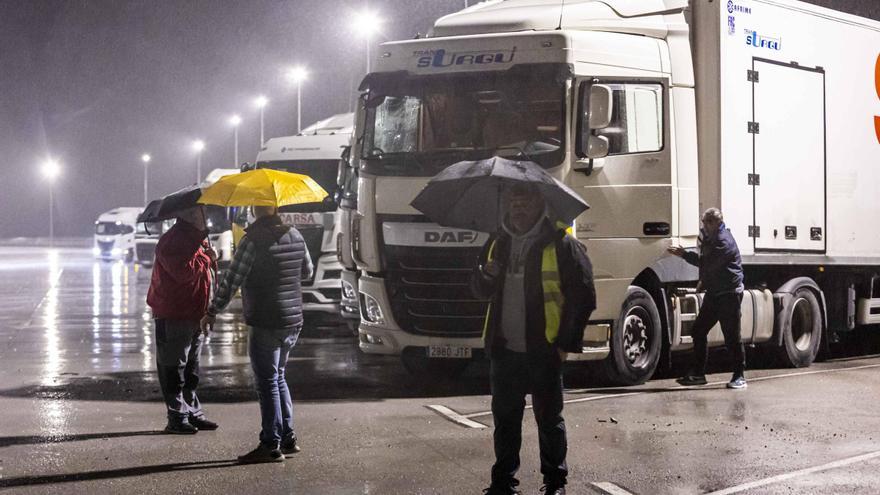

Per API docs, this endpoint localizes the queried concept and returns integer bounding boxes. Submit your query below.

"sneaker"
[164,419,198,435]
[237,444,284,464]
[727,376,748,389]
[281,437,301,456]
[189,416,219,431]
[482,483,521,495]
[540,482,566,494]
[676,374,708,386]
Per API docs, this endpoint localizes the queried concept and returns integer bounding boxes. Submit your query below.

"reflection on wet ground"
[0,247,491,406]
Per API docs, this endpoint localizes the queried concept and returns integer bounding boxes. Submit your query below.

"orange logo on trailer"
[875,54,880,144]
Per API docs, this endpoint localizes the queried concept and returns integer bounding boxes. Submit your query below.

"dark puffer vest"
[241,215,311,329]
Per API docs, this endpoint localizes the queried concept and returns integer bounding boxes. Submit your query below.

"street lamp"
[352,10,383,74]
[192,140,205,183]
[40,159,61,247]
[255,95,268,145]
[229,114,242,167]
[141,153,151,205]
[286,66,308,133]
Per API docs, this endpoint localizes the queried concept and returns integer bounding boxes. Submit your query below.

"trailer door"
[752,59,826,252]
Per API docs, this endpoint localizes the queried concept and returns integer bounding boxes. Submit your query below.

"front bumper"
[302,254,343,314]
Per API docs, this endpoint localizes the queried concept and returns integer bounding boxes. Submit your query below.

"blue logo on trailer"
[745,29,781,50]
[728,15,736,35]
[728,1,752,14]
[414,48,517,68]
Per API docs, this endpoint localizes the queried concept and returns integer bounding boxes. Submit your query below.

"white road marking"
[431,360,880,428]
[705,449,880,495]
[426,405,488,429]
[591,481,636,494]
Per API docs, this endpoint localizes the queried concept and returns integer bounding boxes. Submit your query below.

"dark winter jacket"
[682,222,744,295]
[471,219,596,358]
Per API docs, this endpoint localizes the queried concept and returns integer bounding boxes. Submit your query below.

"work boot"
[727,375,748,389]
[540,482,566,495]
[189,416,219,431]
[281,436,301,456]
[237,444,284,464]
[164,418,198,435]
[676,374,708,386]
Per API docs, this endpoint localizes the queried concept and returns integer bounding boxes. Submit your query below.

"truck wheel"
[401,348,470,379]
[603,286,663,385]
[778,288,822,368]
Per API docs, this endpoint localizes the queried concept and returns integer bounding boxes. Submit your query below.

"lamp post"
[141,153,151,205]
[255,95,268,145]
[286,66,308,133]
[352,11,382,74]
[192,140,205,183]
[229,114,242,166]
[40,159,61,247]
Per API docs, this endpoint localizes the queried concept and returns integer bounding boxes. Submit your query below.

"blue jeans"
[248,326,300,448]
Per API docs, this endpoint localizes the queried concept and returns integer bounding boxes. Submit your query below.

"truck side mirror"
[587,135,609,159]
[589,84,613,129]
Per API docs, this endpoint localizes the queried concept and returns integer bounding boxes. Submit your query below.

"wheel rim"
[622,307,650,368]
[791,297,814,352]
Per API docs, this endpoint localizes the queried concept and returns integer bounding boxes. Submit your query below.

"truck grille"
[296,225,323,284]
[136,243,156,263]
[97,240,114,252]
[384,245,488,337]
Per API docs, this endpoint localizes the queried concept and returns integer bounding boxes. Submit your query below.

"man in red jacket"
[147,206,219,434]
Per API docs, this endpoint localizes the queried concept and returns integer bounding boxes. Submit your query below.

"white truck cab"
[352,0,880,379]
[255,113,353,321]
[93,207,141,262]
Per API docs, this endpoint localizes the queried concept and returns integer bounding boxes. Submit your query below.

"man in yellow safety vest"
[472,183,596,495]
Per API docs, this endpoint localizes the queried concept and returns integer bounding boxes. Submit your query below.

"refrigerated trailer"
[351,0,880,380]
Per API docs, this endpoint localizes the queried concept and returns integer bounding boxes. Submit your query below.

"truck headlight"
[342,280,356,300]
[92,247,101,256]
[111,248,122,255]
[361,293,385,325]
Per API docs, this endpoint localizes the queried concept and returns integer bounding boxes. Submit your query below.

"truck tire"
[603,286,663,385]
[777,287,822,368]
[401,348,470,379]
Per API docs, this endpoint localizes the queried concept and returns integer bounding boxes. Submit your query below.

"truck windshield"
[95,222,132,235]
[256,160,340,213]
[361,64,567,176]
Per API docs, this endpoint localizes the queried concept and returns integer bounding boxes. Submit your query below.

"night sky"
[0,0,877,237]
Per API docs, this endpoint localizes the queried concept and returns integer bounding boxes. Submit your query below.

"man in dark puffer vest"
[201,205,313,463]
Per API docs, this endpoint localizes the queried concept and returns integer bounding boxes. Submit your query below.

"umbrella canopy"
[137,185,203,223]
[198,169,328,207]
[410,156,589,233]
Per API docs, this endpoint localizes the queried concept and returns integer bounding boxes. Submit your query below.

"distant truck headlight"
[342,280,357,300]
[111,248,122,256]
[362,293,385,325]
[92,247,101,256]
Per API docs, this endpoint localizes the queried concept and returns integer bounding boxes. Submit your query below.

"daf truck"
[351,0,880,381]
[255,113,353,321]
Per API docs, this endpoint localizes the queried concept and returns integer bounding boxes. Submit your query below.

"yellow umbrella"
[197,168,328,207]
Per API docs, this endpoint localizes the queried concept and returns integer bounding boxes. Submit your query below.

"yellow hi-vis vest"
[482,238,564,345]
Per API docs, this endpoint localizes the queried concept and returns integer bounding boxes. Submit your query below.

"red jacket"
[147,221,214,321]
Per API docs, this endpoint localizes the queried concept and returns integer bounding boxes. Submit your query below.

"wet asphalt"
[0,247,879,494]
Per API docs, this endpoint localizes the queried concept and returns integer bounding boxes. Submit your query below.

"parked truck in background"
[93,207,141,262]
[336,144,361,332]
[255,113,353,323]
[351,0,880,380]
[200,168,239,268]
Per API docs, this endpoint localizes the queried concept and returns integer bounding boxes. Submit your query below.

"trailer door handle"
[643,222,670,236]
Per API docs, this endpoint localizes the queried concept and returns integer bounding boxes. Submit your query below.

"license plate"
[427,345,472,359]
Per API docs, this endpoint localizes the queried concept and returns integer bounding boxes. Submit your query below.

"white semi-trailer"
[351,0,880,380]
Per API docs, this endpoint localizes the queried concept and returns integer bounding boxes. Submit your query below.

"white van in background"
[93,207,141,262]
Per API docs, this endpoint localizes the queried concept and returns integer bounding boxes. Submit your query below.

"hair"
[506,182,540,198]
[702,207,723,223]
[253,205,277,217]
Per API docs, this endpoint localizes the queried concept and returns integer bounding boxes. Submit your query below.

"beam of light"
[352,10,383,38]
[285,66,308,84]
[192,139,205,152]
[254,95,268,108]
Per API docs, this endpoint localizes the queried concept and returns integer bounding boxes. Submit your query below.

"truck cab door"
[569,79,672,240]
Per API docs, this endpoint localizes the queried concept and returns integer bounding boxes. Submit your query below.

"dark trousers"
[490,348,567,487]
[691,292,746,377]
[155,319,204,421]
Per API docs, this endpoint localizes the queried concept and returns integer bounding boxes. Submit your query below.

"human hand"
[200,315,215,335]
[483,260,501,278]
[667,245,686,257]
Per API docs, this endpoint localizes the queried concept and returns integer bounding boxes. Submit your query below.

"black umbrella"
[137,185,203,223]
[410,156,589,233]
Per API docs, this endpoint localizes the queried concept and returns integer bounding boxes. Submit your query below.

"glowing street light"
[40,159,61,246]
[192,140,205,183]
[286,66,308,133]
[229,114,242,166]
[352,10,383,74]
[254,95,269,144]
[141,153,151,206]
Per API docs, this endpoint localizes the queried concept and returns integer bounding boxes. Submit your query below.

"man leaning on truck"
[668,207,747,390]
